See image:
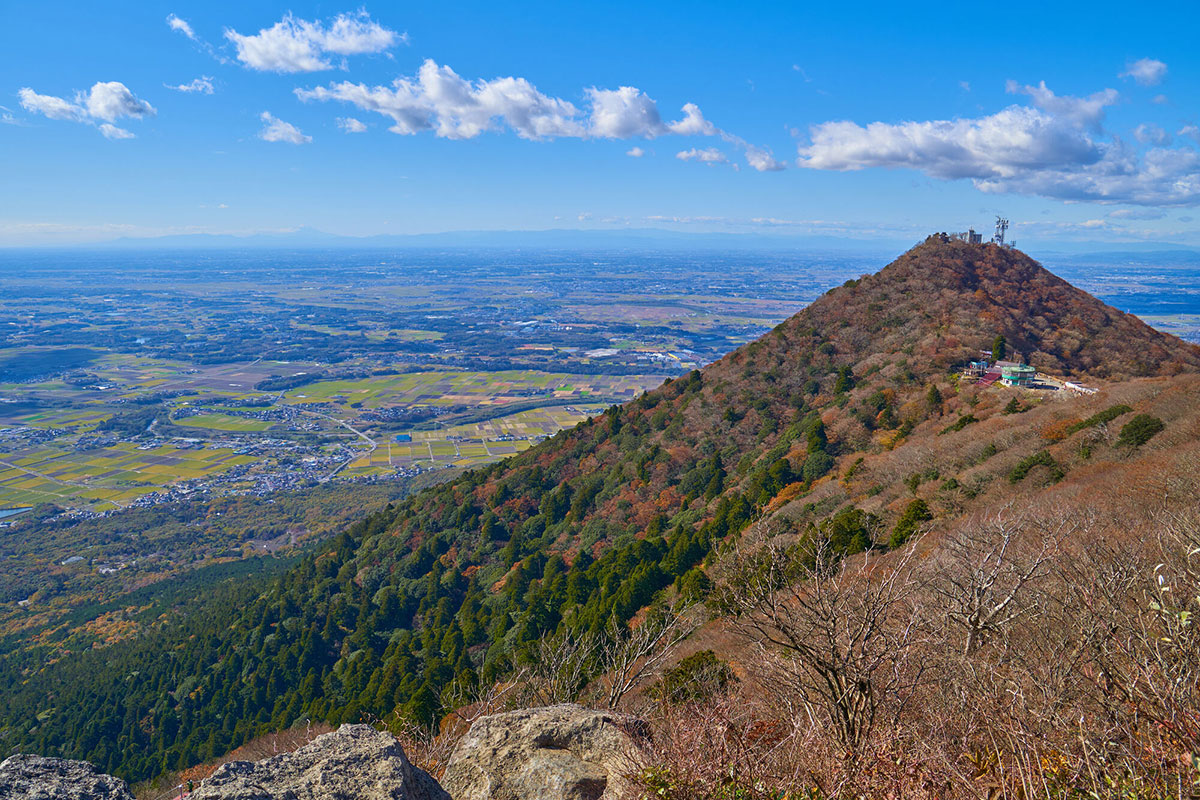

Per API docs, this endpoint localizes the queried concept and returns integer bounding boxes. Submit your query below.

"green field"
[284,370,655,409]
[176,413,273,432]
[0,442,256,509]
[344,403,606,474]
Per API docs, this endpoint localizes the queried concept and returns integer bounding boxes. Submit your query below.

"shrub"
[888,499,932,548]
[1116,414,1164,448]
[1008,450,1064,483]
[1067,403,1132,435]
[654,650,734,703]
[940,414,978,434]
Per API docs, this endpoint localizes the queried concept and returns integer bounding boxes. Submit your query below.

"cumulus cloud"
[226,12,400,73]
[85,81,156,121]
[258,111,312,144]
[166,13,197,40]
[18,87,85,121]
[1121,58,1167,87]
[676,147,728,164]
[1006,80,1117,128]
[337,116,367,133]
[99,123,135,140]
[626,146,645,157]
[298,60,584,139]
[167,77,214,94]
[797,80,1200,206]
[743,147,785,172]
[297,60,783,170]
[1179,125,1200,145]
[587,87,664,138]
[1133,123,1170,145]
[18,81,154,138]
[666,103,717,136]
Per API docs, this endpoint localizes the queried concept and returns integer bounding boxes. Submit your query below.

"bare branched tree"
[517,627,598,707]
[726,537,927,760]
[929,505,1065,655]
[599,603,701,710]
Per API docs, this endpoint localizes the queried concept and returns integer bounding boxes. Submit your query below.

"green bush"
[654,650,734,703]
[941,414,978,434]
[1009,450,1064,483]
[1067,404,1132,434]
[1116,414,1164,448]
[889,498,932,548]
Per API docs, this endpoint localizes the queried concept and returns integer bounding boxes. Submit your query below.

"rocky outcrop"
[442,704,649,800]
[0,754,135,800]
[191,724,448,800]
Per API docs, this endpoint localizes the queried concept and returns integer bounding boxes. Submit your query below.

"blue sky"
[2,0,1198,247]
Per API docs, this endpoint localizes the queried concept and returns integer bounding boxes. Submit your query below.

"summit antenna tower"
[993,216,1009,246]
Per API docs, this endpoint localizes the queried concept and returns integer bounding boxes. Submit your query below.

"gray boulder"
[0,753,135,800]
[441,704,649,800]
[191,724,448,800]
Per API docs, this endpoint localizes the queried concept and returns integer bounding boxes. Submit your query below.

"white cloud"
[1152,94,1169,105]
[166,13,197,40]
[167,77,214,94]
[676,147,728,165]
[1179,125,1200,145]
[298,60,585,139]
[587,87,664,138]
[99,123,135,140]
[797,80,1200,207]
[1133,123,1170,146]
[337,117,367,133]
[18,81,153,138]
[85,82,156,121]
[1108,208,1166,220]
[626,146,645,157]
[19,87,85,121]
[1006,80,1116,128]
[740,142,786,172]
[258,111,312,144]
[226,12,400,73]
[666,102,717,136]
[297,59,783,171]
[1121,58,1167,87]
[799,107,1098,179]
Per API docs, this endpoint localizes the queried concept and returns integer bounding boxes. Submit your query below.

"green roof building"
[1000,364,1036,388]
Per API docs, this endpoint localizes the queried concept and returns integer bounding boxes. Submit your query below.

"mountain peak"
[741,238,1200,382]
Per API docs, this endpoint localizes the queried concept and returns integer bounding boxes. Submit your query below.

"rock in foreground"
[0,754,135,800]
[442,704,649,800]
[191,724,448,800]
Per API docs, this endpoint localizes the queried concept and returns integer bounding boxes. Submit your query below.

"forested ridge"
[2,239,1197,782]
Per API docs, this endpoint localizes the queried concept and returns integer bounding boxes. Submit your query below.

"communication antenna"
[993,216,1009,246]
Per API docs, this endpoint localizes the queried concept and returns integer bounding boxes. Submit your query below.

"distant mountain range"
[9,225,1199,259]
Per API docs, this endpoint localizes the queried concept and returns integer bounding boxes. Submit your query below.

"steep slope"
[729,235,1200,383]
[2,240,1197,782]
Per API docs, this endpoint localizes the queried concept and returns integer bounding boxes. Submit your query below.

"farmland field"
[0,246,893,512]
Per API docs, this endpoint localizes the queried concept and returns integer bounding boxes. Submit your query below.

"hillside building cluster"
[947,217,1016,248]
[963,358,1037,388]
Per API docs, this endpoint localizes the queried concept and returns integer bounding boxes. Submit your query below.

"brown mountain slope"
[714,236,1200,387]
